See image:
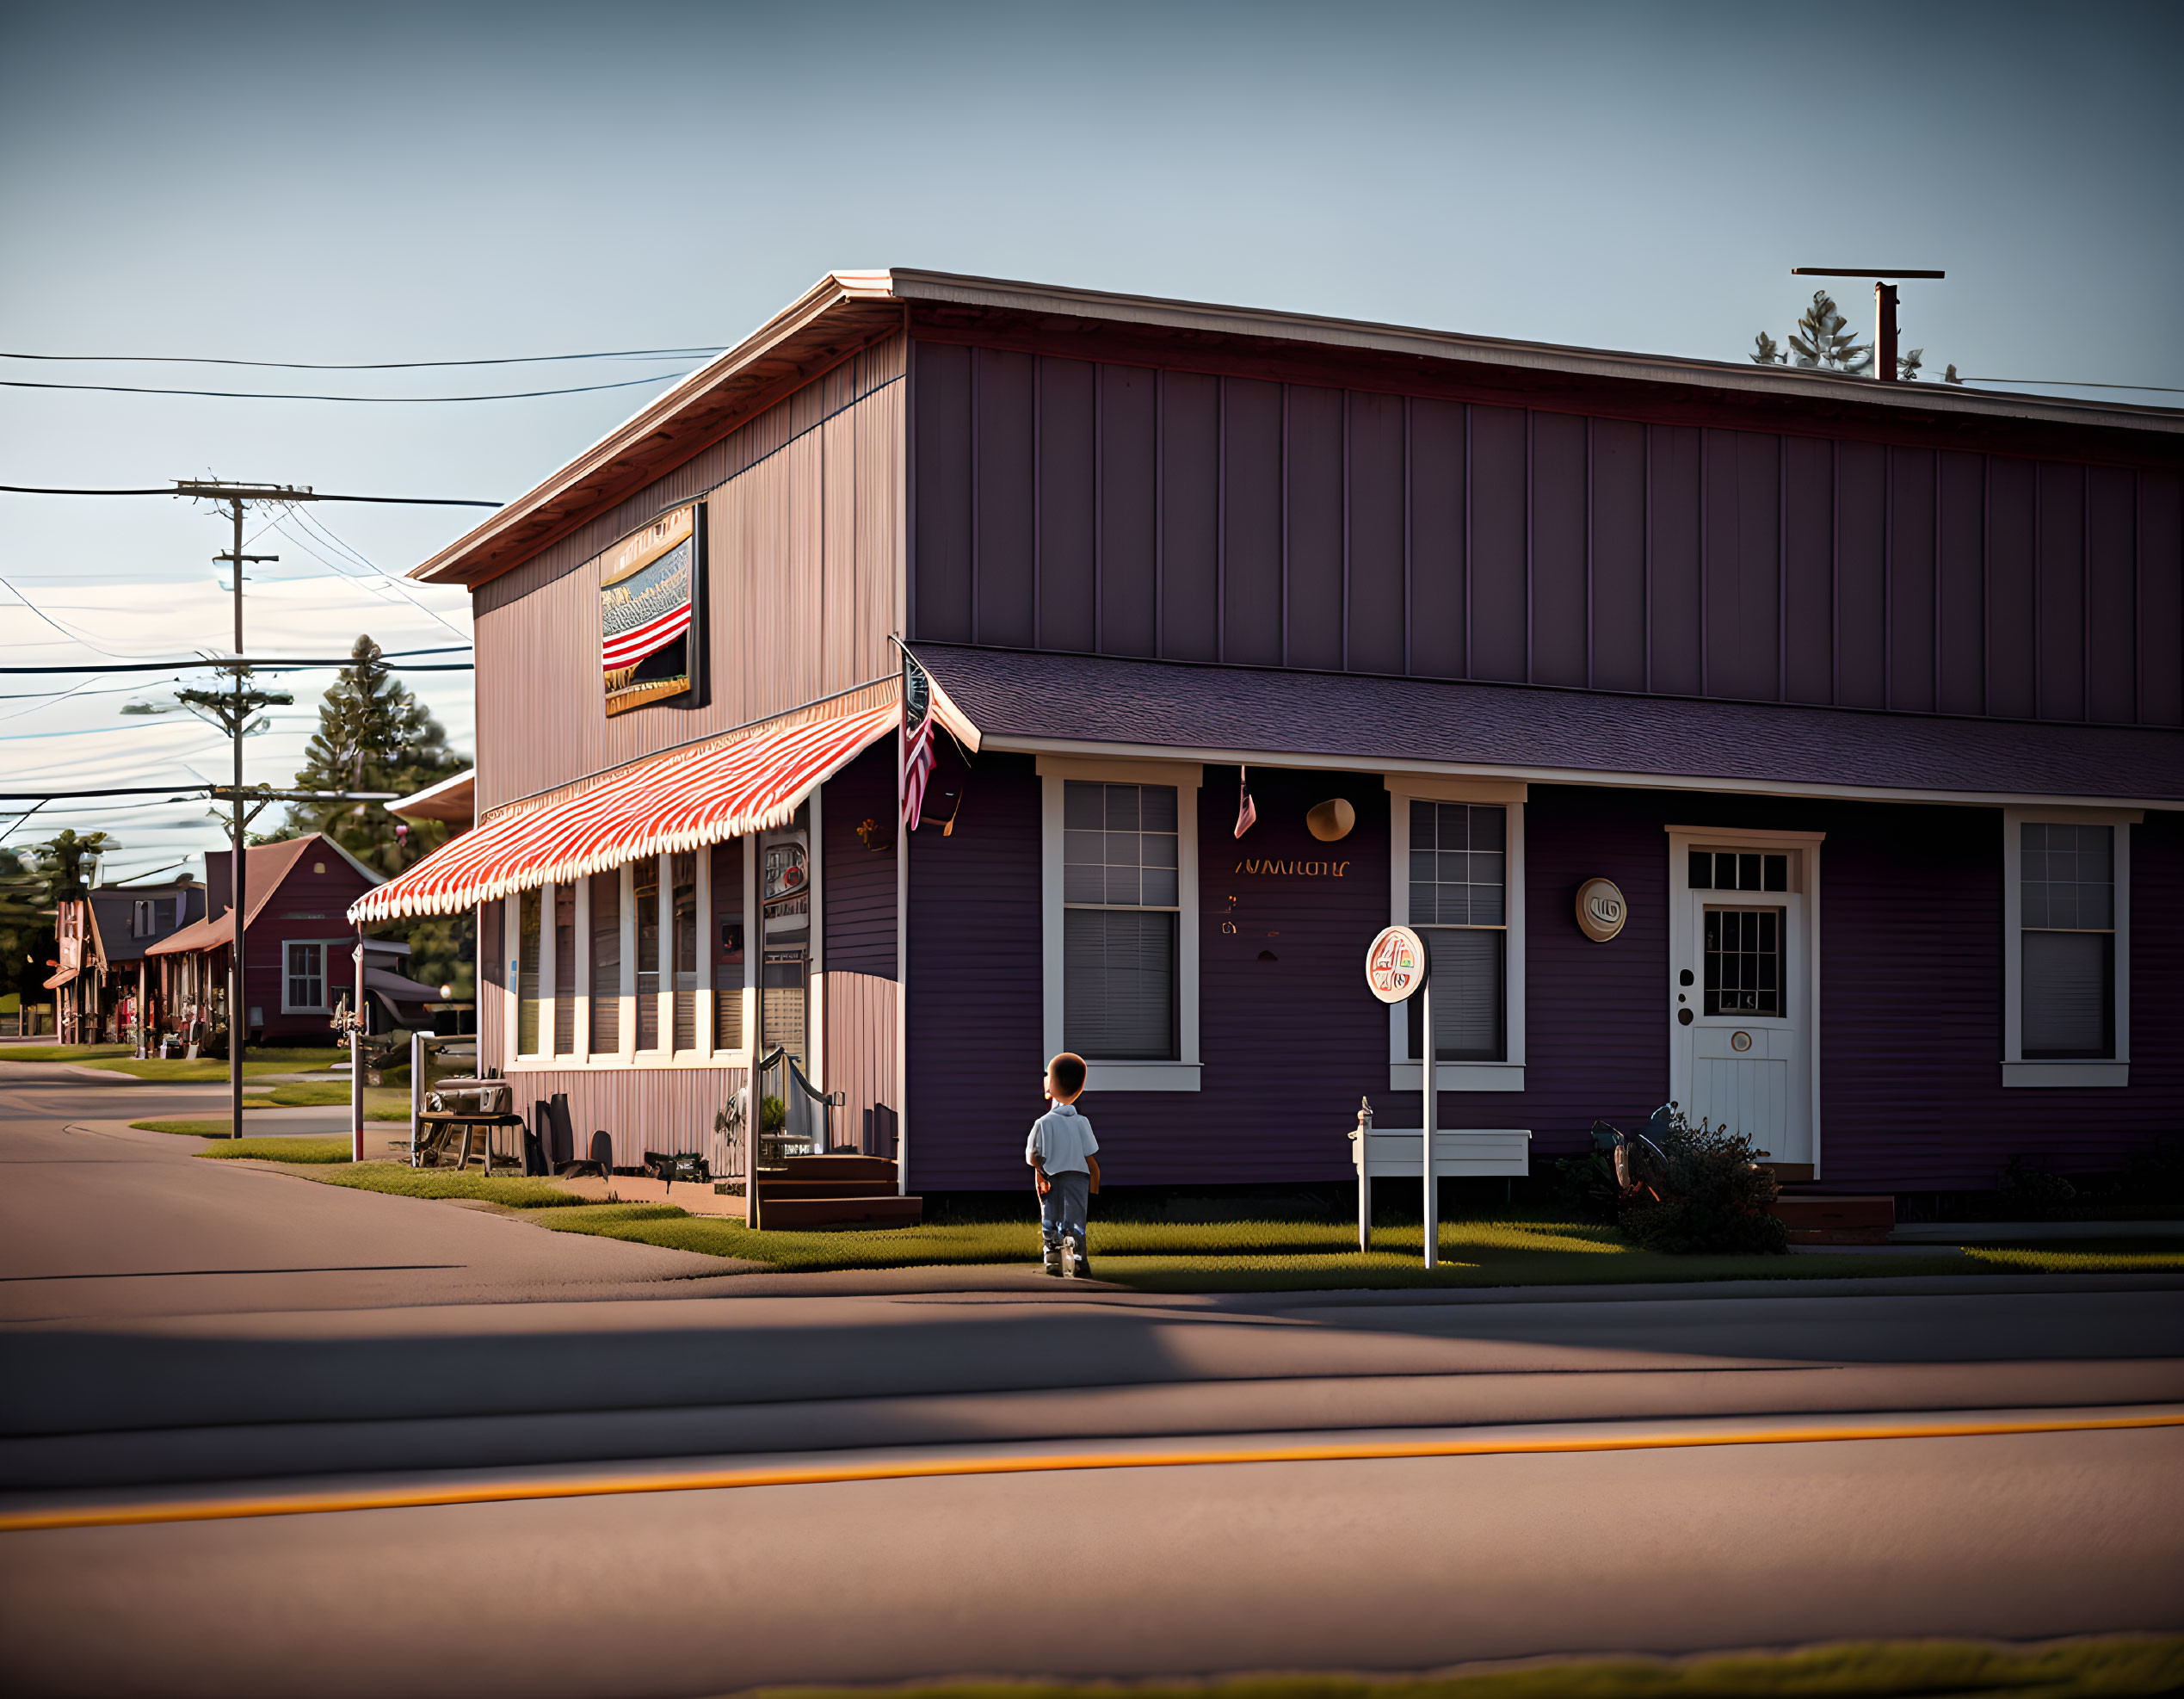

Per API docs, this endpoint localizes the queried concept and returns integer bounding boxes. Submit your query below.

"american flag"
[1234,764,1257,838]
[901,654,935,830]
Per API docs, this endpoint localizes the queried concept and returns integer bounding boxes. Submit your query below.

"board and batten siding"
[474,333,906,814]
[909,338,2184,730]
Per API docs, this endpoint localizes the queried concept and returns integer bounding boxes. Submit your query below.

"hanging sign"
[1364,924,1428,1004]
[1574,878,1627,942]
[600,504,706,716]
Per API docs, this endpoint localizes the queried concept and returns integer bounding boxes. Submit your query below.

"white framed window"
[2002,807,2135,1088]
[1385,776,1527,1091]
[505,849,756,1073]
[1040,756,1202,1091]
[283,942,326,1013]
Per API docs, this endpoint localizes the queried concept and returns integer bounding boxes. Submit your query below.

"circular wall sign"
[1574,877,1627,942]
[1365,925,1428,1004]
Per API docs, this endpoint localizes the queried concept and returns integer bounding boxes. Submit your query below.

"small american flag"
[1234,765,1257,838]
[901,654,935,831]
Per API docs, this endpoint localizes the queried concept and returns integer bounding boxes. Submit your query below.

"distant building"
[357,270,2181,1200]
[46,875,207,1045]
[145,834,447,1047]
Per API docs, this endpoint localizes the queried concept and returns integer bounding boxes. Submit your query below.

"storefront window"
[552,884,577,1053]
[516,887,541,1056]
[671,851,698,1052]
[633,858,661,1052]
[712,838,744,1051]
[589,870,620,1053]
[1062,781,1179,1060]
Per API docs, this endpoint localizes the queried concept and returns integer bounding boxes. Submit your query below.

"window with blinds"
[1063,781,1179,1060]
[552,884,577,1053]
[516,887,541,1056]
[1407,801,1506,1062]
[2021,823,2114,1059]
[671,851,699,1052]
[633,858,661,1052]
[712,838,744,1051]
[589,870,620,1053]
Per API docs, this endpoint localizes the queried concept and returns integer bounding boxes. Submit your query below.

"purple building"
[361,271,2181,1206]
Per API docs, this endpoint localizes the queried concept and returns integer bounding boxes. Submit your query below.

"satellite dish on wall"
[1305,798,1355,842]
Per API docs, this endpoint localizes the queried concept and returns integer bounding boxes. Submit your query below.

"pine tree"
[278,635,474,998]
[1786,290,1873,374]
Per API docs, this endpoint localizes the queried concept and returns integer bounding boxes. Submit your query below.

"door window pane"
[1689,850,1789,892]
[516,889,541,1055]
[1062,782,1181,1060]
[712,838,744,1051]
[552,884,577,1053]
[672,851,698,1052]
[633,858,660,1052]
[589,871,620,1053]
[1704,907,1782,1016]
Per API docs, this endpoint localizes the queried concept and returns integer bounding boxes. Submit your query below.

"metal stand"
[1421,976,1436,1271]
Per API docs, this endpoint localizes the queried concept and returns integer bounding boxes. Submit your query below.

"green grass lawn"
[743,1636,2181,1699]
[190,1136,357,1165]
[241,1163,2184,1288]
[0,1044,353,1081]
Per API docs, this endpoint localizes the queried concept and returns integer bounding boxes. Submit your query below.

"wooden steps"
[1770,1192,1896,1245]
[749,1153,922,1231]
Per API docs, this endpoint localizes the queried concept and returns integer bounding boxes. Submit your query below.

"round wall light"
[1305,798,1356,842]
[1575,877,1627,942]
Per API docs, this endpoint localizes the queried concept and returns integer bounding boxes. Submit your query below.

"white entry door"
[1668,834,1820,1171]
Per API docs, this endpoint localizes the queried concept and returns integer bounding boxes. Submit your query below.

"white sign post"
[1365,925,1435,1270]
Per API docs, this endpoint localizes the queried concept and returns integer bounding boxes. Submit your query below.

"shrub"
[1551,1150,1624,1225]
[1997,1154,2079,1219]
[1618,1109,1788,1255]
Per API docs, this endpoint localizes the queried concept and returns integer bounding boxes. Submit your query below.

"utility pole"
[174,479,317,1137]
[1791,269,1946,382]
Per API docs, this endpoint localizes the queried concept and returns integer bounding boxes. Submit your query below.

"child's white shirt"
[1026,1101,1099,1175]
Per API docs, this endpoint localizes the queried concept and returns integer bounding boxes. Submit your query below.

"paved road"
[3,1066,2181,1695]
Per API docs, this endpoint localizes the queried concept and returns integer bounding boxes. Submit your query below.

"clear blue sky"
[4,0,2179,879]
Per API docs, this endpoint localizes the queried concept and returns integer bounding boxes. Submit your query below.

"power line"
[2,345,722,370]
[0,485,501,504]
[0,646,470,676]
[2,370,692,404]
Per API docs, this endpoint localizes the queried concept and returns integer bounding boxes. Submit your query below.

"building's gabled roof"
[151,835,382,955]
[411,269,2184,594]
[386,769,474,826]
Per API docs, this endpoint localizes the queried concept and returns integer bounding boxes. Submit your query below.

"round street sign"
[1364,924,1428,1004]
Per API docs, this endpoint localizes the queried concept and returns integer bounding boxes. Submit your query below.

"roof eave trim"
[975,730,2182,814]
[410,271,900,588]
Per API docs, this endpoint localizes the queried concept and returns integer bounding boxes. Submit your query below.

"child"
[1027,1051,1101,1277]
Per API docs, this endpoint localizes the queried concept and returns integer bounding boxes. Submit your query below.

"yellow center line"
[6,1409,2180,1535]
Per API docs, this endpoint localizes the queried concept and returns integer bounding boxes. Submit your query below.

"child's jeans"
[1039,1170,1090,1261]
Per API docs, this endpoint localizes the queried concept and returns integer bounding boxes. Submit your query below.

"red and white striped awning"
[349,702,897,924]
